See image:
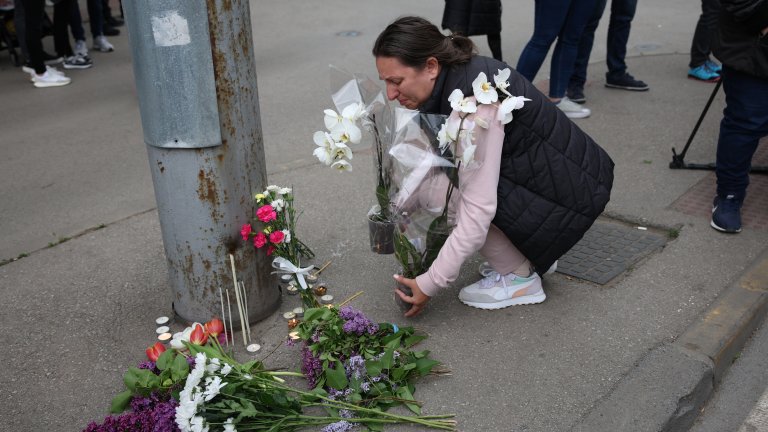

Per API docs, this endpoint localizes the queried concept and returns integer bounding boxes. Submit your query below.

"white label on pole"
[151,11,191,47]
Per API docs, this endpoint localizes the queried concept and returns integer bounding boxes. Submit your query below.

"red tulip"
[145,342,166,362]
[205,318,224,337]
[189,323,208,345]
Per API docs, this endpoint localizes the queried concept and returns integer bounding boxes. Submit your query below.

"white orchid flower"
[461,144,477,166]
[493,68,512,97]
[312,131,335,165]
[323,108,342,130]
[341,102,366,122]
[448,89,477,113]
[331,160,352,172]
[330,119,362,145]
[497,95,531,125]
[472,72,498,105]
[330,141,353,161]
[437,122,458,154]
[475,116,489,129]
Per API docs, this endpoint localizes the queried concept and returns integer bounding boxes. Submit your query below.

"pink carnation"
[253,232,267,248]
[256,205,277,223]
[240,224,252,241]
[267,244,275,256]
[269,231,285,244]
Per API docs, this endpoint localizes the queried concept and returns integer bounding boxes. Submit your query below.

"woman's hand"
[393,274,431,317]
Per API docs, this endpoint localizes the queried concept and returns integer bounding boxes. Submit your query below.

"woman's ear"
[425,57,440,80]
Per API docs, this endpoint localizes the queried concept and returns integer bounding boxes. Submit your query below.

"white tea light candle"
[156,326,170,334]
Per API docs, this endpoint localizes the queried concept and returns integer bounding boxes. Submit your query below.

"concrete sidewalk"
[1,1,767,431]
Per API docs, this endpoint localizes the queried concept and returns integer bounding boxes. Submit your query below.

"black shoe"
[605,72,649,91]
[103,26,120,36]
[566,86,586,104]
[106,16,124,27]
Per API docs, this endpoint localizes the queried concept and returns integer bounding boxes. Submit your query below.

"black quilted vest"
[419,56,614,273]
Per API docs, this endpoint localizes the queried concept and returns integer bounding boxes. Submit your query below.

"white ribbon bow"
[272,257,314,290]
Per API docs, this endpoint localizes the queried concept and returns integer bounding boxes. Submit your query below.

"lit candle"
[156,326,170,334]
[282,311,296,320]
[320,294,334,304]
[157,332,172,342]
[288,331,301,340]
[306,274,318,284]
[313,284,327,296]
[292,307,304,318]
[286,284,299,295]
[287,318,300,329]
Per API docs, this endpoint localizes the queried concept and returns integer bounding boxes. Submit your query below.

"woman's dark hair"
[372,16,476,69]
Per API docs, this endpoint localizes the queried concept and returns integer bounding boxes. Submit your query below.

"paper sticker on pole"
[151,11,191,47]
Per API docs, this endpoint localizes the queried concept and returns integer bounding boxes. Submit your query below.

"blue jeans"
[569,0,638,89]
[516,0,599,98]
[715,67,768,200]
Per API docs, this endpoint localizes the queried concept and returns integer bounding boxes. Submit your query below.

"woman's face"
[376,56,440,109]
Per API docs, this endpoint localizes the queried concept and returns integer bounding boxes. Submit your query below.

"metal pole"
[123,0,278,324]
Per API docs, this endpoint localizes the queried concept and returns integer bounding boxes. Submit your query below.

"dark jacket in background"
[713,0,768,78]
[441,0,502,36]
[420,56,615,274]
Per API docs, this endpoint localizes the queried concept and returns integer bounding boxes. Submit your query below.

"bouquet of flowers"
[388,68,529,284]
[240,185,316,308]
[290,304,454,429]
[313,67,399,253]
[89,318,455,432]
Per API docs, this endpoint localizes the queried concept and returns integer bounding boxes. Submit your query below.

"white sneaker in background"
[556,97,591,119]
[74,39,89,57]
[33,69,71,88]
[93,35,114,53]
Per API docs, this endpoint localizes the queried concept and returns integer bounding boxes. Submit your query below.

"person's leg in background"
[487,33,502,61]
[688,0,721,81]
[68,0,86,56]
[13,0,29,63]
[516,0,571,83]
[604,0,648,90]
[567,0,608,103]
[712,67,768,233]
[87,0,112,52]
[52,0,74,59]
[21,0,70,86]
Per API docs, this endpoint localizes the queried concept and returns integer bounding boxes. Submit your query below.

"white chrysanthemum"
[203,376,227,401]
[278,187,291,195]
[220,363,233,376]
[270,198,285,212]
[448,89,478,113]
[331,160,352,172]
[281,229,291,243]
[472,72,498,105]
[189,415,209,432]
[493,68,512,97]
[223,418,237,432]
[205,358,221,374]
[266,185,280,193]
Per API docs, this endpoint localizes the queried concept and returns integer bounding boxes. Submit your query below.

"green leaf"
[404,333,427,348]
[171,352,190,381]
[122,367,142,391]
[396,385,421,415]
[366,359,382,377]
[325,360,348,390]
[303,307,332,323]
[415,357,440,376]
[380,337,400,370]
[155,349,174,370]
[109,390,133,413]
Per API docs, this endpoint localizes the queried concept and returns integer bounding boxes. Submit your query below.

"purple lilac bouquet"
[291,304,446,416]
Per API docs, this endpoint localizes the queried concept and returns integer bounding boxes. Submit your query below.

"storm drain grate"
[555,220,667,284]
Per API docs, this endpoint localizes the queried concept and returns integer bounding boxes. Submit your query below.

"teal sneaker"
[688,64,720,82]
[459,271,545,309]
[705,60,722,73]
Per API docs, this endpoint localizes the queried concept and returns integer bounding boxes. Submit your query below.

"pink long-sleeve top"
[414,103,506,297]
